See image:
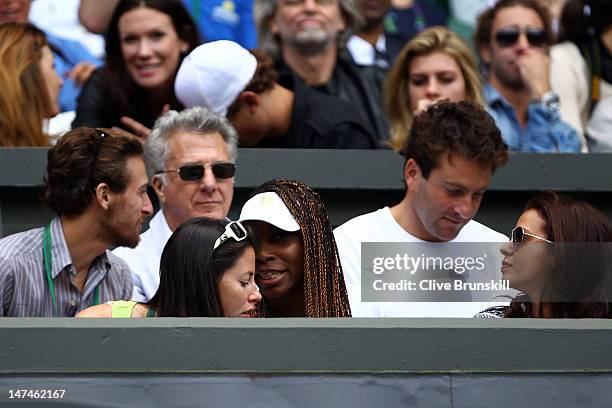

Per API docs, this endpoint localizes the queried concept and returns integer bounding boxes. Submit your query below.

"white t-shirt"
[113,210,173,302]
[334,207,509,317]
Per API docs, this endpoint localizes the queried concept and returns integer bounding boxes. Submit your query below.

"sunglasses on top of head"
[511,226,553,247]
[213,221,248,250]
[156,162,236,181]
[494,26,548,48]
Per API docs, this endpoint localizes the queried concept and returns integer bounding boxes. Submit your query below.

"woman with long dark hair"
[477,191,612,318]
[73,0,200,132]
[77,217,261,317]
[239,179,351,317]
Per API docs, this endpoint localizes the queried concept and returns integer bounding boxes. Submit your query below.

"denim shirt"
[484,84,581,152]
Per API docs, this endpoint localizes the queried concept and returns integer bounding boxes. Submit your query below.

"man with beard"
[475,0,580,152]
[257,0,389,143]
[0,127,153,316]
[113,107,238,302]
[334,101,509,317]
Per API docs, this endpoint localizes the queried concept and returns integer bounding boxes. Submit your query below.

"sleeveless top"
[106,300,155,318]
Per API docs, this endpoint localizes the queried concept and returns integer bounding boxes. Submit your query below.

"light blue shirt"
[484,84,581,152]
[45,31,102,112]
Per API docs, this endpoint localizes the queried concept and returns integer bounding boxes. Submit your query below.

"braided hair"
[252,179,351,317]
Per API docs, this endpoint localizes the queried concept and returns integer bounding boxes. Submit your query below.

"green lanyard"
[43,223,100,307]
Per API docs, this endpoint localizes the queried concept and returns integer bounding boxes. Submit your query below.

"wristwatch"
[540,91,560,111]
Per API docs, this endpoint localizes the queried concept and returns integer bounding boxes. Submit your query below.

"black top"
[276,53,389,145]
[258,76,378,149]
[72,68,183,130]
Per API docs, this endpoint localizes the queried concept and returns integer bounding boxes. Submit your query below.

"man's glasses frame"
[214,221,248,250]
[156,162,236,181]
[511,226,553,247]
[494,26,548,48]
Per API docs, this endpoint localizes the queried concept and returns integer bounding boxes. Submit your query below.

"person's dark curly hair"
[42,127,143,216]
[225,48,278,119]
[401,101,508,178]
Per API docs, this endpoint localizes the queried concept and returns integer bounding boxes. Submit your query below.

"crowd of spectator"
[0,0,612,319]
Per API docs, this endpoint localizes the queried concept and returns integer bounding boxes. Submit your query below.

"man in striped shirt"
[0,127,153,316]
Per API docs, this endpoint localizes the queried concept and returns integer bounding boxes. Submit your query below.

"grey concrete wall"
[1,149,612,237]
[1,319,612,407]
[2,374,612,408]
[2,318,612,374]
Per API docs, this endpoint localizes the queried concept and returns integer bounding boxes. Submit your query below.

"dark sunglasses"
[494,27,548,48]
[156,162,236,181]
[511,227,553,246]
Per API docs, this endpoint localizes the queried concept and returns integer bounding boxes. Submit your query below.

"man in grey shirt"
[0,127,153,316]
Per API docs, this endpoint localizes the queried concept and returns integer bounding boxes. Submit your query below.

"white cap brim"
[239,192,300,232]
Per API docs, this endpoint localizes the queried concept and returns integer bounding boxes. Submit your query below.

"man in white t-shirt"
[334,101,510,317]
[113,107,238,302]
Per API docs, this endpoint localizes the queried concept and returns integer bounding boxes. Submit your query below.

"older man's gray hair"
[255,0,364,60]
[145,107,239,180]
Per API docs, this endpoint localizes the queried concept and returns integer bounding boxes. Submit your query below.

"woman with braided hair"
[239,179,351,317]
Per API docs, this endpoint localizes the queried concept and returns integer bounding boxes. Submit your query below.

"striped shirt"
[0,217,132,317]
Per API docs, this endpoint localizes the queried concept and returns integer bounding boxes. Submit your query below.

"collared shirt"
[0,217,132,317]
[347,32,406,70]
[484,84,581,152]
[347,34,389,69]
[113,210,173,302]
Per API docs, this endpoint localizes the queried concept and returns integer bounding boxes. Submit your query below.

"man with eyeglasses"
[0,127,153,316]
[113,107,239,302]
[475,0,581,152]
[334,101,509,317]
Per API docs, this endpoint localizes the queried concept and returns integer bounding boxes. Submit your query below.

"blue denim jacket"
[484,84,581,152]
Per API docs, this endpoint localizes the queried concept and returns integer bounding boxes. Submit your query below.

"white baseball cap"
[239,192,300,232]
[174,40,257,116]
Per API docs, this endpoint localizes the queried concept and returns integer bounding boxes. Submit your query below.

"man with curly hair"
[334,101,510,317]
[0,127,153,316]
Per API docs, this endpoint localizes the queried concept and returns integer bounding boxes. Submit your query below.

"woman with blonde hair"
[385,26,484,150]
[0,23,63,146]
